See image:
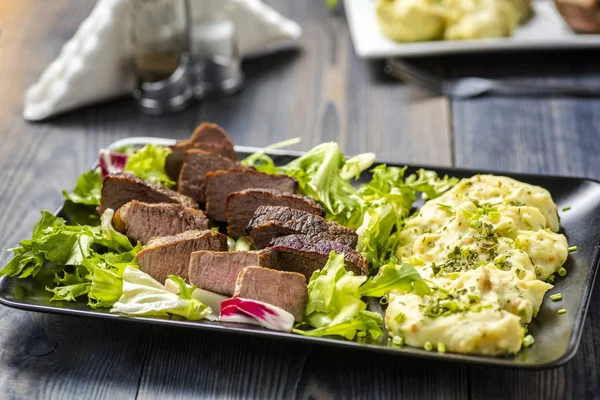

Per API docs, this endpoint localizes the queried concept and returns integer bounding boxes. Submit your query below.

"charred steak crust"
[188,249,278,296]
[226,189,324,239]
[113,200,210,245]
[178,149,244,204]
[267,234,368,281]
[165,123,236,180]
[135,230,227,283]
[205,171,298,222]
[233,266,308,322]
[189,122,235,149]
[99,173,198,214]
[247,206,357,249]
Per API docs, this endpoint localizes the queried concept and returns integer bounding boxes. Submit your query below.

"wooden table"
[1,1,599,398]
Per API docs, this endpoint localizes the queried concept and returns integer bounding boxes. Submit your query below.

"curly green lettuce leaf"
[244,142,373,228]
[359,262,431,297]
[124,144,175,188]
[2,210,141,309]
[110,267,211,320]
[405,169,459,200]
[294,310,383,340]
[300,252,378,339]
[62,169,103,206]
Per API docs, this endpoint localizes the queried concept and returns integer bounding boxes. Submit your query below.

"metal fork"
[384,59,600,99]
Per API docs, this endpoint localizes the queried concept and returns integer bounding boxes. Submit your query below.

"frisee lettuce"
[294,252,430,340]
[62,169,103,206]
[1,209,140,309]
[124,144,175,188]
[63,144,175,207]
[109,267,211,320]
[243,143,457,269]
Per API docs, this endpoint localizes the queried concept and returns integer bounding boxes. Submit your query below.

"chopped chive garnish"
[437,342,446,353]
[568,246,578,252]
[550,293,562,302]
[469,219,481,229]
[514,238,521,249]
[424,341,433,351]
[558,309,567,314]
[546,274,555,284]
[558,267,567,277]
[523,334,535,347]
[562,206,571,212]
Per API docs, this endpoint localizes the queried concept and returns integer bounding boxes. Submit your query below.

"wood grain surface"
[0,0,598,399]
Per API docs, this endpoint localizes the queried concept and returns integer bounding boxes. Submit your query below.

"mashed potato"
[387,175,568,356]
[376,0,533,42]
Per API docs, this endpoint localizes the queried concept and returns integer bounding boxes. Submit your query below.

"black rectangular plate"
[1,137,599,369]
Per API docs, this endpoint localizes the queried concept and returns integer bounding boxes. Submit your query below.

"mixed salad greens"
[1,140,458,341]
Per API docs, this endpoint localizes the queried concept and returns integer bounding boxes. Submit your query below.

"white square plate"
[344,0,600,58]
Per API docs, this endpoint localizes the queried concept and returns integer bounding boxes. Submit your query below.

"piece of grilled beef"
[165,123,236,180]
[188,249,278,296]
[99,173,198,214]
[247,206,357,249]
[112,200,210,245]
[233,266,308,322]
[267,234,368,281]
[226,189,324,239]
[205,171,298,222]
[136,230,227,283]
[178,149,245,205]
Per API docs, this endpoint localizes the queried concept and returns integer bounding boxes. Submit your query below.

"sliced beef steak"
[113,200,210,245]
[178,149,244,205]
[205,171,298,222]
[268,235,368,281]
[247,206,357,249]
[99,173,198,214]
[233,266,307,322]
[165,123,236,180]
[226,189,324,239]
[188,250,278,296]
[136,230,227,283]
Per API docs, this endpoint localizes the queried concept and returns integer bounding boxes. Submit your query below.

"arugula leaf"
[62,170,103,206]
[124,144,175,188]
[110,267,211,320]
[359,262,431,297]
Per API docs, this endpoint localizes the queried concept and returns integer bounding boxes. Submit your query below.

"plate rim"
[343,0,600,59]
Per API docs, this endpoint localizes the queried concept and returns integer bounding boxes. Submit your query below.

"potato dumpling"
[376,0,446,42]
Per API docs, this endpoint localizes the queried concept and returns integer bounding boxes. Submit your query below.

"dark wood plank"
[0,0,455,399]
[450,52,600,399]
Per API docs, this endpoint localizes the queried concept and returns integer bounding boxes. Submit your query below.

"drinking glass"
[131,0,194,114]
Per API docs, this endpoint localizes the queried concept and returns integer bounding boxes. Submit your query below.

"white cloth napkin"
[23,0,302,121]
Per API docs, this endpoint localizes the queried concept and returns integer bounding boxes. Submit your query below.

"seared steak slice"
[136,230,227,283]
[178,149,244,205]
[165,123,236,179]
[188,250,278,296]
[267,235,368,281]
[233,266,307,322]
[99,173,198,214]
[205,171,298,222]
[113,200,210,245]
[226,189,324,239]
[247,206,357,249]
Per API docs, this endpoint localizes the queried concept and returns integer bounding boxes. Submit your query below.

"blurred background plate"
[345,0,600,58]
